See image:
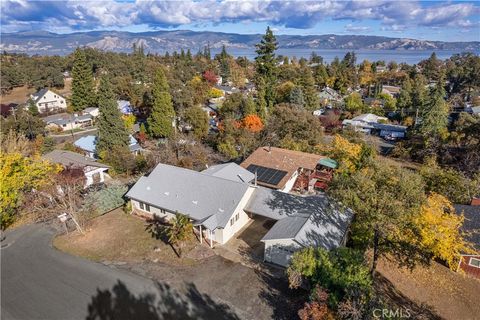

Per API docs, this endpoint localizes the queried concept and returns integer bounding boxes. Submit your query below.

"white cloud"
[0,0,478,34]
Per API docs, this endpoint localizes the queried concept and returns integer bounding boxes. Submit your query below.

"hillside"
[1,30,479,55]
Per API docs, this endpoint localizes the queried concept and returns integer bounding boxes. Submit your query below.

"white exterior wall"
[35,90,67,113]
[216,186,256,244]
[281,171,299,193]
[263,239,301,267]
[84,167,107,187]
[130,199,176,220]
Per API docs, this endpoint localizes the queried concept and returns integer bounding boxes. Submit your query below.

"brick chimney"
[471,198,480,206]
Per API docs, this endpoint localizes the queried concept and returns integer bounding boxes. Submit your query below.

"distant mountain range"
[1,30,479,55]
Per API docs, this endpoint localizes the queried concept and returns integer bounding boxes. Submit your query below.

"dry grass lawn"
[54,208,197,266]
[1,78,72,105]
[376,258,480,320]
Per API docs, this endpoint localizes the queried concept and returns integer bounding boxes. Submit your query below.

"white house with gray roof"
[30,89,66,114]
[125,162,353,266]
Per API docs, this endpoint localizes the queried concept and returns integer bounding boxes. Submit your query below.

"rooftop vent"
[146,186,151,191]
[192,200,198,205]
[218,208,224,212]
[164,192,170,196]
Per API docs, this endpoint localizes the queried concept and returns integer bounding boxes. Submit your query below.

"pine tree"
[96,76,130,157]
[256,77,268,120]
[71,48,96,111]
[242,95,257,116]
[132,43,146,84]
[289,87,305,107]
[148,68,176,138]
[255,26,278,111]
[219,45,230,83]
[419,79,449,138]
[299,68,319,111]
[397,79,412,117]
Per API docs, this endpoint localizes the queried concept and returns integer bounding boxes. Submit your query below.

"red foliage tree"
[203,70,218,86]
[319,109,342,133]
[242,114,264,133]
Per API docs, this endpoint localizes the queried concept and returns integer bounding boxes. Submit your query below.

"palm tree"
[166,212,193,257]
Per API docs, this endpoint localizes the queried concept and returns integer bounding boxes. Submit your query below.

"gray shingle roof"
[202,163,255,183]
[454,204,480,250]
[125,163,250,230]
[43,150,109,169]
[31,88,50,103]
[248,187,354,250]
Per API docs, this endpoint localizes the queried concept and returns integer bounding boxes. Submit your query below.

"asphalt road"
[1,224,158,320]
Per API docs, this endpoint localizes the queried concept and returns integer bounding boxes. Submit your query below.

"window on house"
[139,202,144,210]
[145,204,150,212]
[235,213,239,221]
[62,124,66,127]
[469,258,480,268]
[160,209,165,214]
[230,218,234,226]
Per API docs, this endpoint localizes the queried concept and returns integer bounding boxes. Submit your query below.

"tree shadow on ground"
[252,267,307,320]
[374,273,442,320]
[145,218,181,258]
[86,280,240,320]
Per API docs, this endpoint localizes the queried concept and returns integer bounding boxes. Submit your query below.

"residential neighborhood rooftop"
[240,147,324,189]
[43,150,109,169]
[202,163,255,183]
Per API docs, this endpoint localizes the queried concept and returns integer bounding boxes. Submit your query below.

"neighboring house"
[125,163,353,266]
[318,87,342,106]
[43,113,93,131]
[30,89,67,114]
[74,135,142,159]
[117,100,133,115]
[84,107,100,118]
[454,200,480,279]
[381,85,401,98]
[216,85,240,95]
[342,113,388,134]
[471,106,480,116]
[240,146,325,192]
[43,150,109,187]
[371,123,408,139]
[376,65,387,73]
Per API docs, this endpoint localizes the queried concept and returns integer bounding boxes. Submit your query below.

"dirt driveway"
[55,209,305,320]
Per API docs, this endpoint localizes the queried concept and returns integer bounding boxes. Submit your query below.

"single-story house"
[30,89,67,114]
[125,162,353,267]
[381,85,401,98]
[216,85,240,95]
[454,200,480,279]
[117,100,134,115]
[240,147,325,192]
[84,107,100,118]
[342,113,388,134]
[74,134,142,159]
[318,87,343,105]
[372,123,408,138]
[43,150,109,187]
[43,113,93,131]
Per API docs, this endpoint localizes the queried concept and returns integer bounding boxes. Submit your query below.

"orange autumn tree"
[415,193,474,269]
[242,114,264,133]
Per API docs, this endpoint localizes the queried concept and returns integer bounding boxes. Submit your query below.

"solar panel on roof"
[246,164,288,186]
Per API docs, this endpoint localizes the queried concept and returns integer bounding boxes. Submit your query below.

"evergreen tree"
[71,48,96,111]
[397,79,413,117]
[418,79,449,138]
[289,87,305,107]
[132,43,146,84]
[27,98,39,116]
[256,77,268,120]
[148,68,176,138]
[96,76,130,157]
[219,45,230,83]
[203,44,211,60]
[299,67,319,110]
[255,26,278,111]
[242,95,257,116]
[411,74,428,124]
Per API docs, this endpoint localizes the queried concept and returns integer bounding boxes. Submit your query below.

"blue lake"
[211,48,479,64]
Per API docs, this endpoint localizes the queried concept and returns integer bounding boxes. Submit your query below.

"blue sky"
[1,1,479,41]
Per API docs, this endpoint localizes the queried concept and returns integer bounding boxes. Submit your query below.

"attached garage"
[247,187,354,268]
